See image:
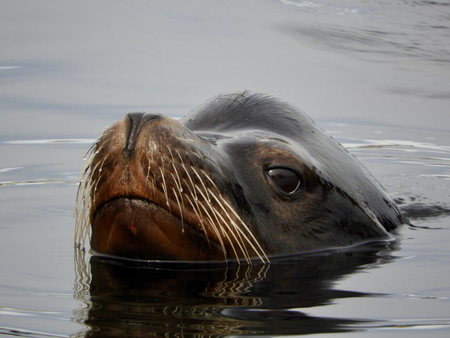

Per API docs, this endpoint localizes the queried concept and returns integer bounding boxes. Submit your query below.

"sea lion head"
[75,90,405,263]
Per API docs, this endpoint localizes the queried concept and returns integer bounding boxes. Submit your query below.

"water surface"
[1,1,449,337]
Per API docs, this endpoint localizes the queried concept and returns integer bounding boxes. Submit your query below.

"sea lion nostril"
[125,113,160,155]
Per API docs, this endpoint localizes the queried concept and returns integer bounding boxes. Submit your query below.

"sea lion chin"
[75,90,406,264]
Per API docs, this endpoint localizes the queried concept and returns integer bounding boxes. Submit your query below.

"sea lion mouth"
[91,197,226,262]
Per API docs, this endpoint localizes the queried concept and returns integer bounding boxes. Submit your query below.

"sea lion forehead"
[180,90,316,136]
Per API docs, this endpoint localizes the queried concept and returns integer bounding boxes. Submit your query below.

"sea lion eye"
[267,168,301,195]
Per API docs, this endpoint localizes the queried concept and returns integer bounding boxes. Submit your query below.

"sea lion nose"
[125,113,160,155]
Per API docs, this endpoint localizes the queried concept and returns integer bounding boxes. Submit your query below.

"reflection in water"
[73,243,397,337]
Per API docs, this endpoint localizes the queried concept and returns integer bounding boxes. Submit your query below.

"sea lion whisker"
[75,159,104,245]
[209,202,251,264]
[184,194,210,247]
[145,151,152,181]
[171,154,184,194]
[165,146,177,189]
[217,206,251,262]
[86,137,109,161]
[75,172,89,214]
[170,171,185,232]
[200,169,222,196]
[186,173,226,252]
[166,145,175,159]
[170,171,184,198]
[193,185,245,263]
[202,157,230,184]
[90,155,109,211]
[179,152,199,202]
[74,181,92,247]
[217,194,269,264]
[183,177,196,204]
[159,167,171,212]
[191,166,211,203]
[170,152,187,221]
[75,179,88,210]
[85,152,105,181]
[197,201,229,261]
[202,193,245,262]
[184,177,210,245]
[183,170,203,217]
[205,189,258,263]
[146,163,151,181]
[76,157,94,198]
[75,174,90,211]
[83,140,100,160]
[75,162,92,231]
[195,170,249,253]
[151,171,157,193]
[150,142,155,163]
[171,187,184,233]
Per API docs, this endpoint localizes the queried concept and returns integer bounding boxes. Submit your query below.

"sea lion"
[75,90,406,263]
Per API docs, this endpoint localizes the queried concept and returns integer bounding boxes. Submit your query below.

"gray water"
[1,0,450,337]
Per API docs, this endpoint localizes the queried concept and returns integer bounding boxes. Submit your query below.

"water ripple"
[0,178,77,187]
[2,139,95,145]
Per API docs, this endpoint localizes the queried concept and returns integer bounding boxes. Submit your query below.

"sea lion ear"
[266,168,301,195]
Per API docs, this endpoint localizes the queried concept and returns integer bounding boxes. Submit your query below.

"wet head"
[75,90,407,264]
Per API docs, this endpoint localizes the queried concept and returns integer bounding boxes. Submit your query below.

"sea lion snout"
[77,110,268,262]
